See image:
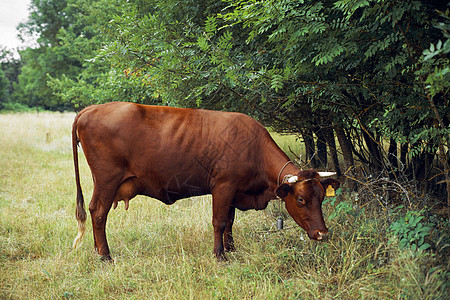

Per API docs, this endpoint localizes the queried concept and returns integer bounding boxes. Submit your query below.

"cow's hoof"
[215,252,228,262]
[224,245,235,252]
[100,254,113,262]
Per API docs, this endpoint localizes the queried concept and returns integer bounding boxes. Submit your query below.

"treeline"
[0,0,449,203]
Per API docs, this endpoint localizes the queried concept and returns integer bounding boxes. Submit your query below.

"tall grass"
[0,112,448,299]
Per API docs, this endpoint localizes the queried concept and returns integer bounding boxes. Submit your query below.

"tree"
[16,0,121,110]
[415,8,450,214]
[77,0,228,109]
[0,68,9,107]
[0,47,22,109]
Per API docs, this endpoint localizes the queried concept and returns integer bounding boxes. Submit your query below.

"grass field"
[0,112,448,299]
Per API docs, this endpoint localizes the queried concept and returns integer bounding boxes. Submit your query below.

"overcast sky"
[0,0,32,50]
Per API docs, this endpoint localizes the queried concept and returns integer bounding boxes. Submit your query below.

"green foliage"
[389,210,433,252]
[421,10,450,96]
[0,47,22,107]
[322,188,354,221]
[12,0,125,110]
[0,68,9,106]
[0,101,33,112]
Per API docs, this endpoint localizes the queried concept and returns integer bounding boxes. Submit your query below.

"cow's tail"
[72,112,87,249]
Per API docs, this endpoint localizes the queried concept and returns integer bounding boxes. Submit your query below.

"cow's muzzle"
[310,229,329,241]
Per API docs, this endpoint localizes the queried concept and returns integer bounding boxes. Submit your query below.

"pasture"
[0,112,447,299]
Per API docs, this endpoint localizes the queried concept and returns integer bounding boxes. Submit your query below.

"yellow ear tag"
[325,185,335,197]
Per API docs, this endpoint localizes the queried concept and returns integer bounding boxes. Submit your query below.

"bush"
[0,101,33,112]
[389,211,433,252]
[389,210,433,252]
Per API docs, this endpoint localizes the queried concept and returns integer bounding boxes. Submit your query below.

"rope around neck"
[275,161,294,228]
[277,161,294,186]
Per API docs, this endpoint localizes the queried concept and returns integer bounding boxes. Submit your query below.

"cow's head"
[276,171,340,240]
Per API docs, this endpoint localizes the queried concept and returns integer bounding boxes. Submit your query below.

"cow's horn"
[287,175,299,183]
[318,172,337,177]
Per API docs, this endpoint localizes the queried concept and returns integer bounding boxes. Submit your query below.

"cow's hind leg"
[89,183,118,261]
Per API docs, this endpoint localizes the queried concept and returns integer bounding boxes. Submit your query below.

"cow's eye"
[297,197,306,206]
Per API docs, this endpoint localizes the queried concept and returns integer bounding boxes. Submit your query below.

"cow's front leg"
[224,206,236,252]
[211,185,234,261]
[212,217,227,261]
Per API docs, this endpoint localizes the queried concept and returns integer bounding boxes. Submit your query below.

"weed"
[389,210,433,252]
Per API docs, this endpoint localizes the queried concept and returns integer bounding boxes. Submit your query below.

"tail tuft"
[72,218,86,249]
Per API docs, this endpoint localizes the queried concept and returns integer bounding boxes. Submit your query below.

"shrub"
[0,101,33,112]
[389,210,433,252]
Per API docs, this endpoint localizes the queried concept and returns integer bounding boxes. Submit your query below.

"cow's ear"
[320,178,340,197]
[276,183,292,198]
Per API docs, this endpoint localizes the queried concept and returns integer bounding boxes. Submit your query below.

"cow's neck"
[263,142,301,190]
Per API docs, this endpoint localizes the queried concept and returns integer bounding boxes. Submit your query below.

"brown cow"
[72,102,340,261]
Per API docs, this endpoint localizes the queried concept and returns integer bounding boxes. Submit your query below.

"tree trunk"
[388,138,399,180]
[400,143,408,174]
[362,130,383,173]
[301,128,317,168]
[335,124,355,189]
[323,126,341,175]
[427,96,449,219]
[335,124,354,173]
[314,128,328,169]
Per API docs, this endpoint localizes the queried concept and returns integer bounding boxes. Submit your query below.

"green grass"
[0,112,448,299]
[268,130,303,162]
